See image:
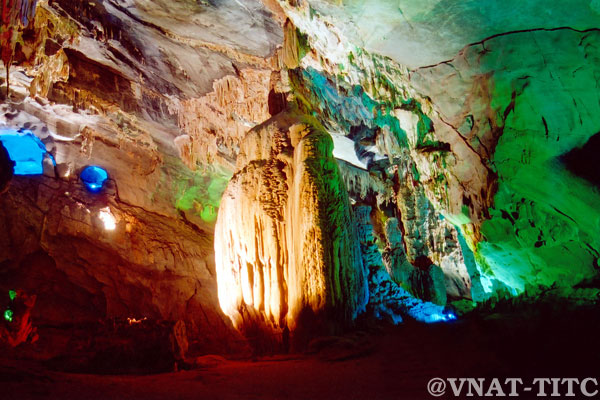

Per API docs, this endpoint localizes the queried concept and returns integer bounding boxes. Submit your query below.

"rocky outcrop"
[277,13,475,301]
[0,96,247,354]
[0,173,243,354]
[353,205,450,323]
[271,1,600,299]
[384,146,472,300]
[9,0,283,172]
[0,0,285,357]
[176,68,278,169]
[214,111,368,346]
[410,29,600,291]
[382,218,446,305]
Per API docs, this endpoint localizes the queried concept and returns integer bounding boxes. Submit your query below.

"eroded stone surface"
[0,175,244,353]
[291,0,600,68]
[274,1,600,298]
[215,111,368,345]
[411,29,600,291]
[278,11,476,300]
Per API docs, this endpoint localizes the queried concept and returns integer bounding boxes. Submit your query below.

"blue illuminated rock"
[354,205,452,323]
[80,166,109,193]
[0,130,46,175]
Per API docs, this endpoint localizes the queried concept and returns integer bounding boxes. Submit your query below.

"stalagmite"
[215,111,368,343]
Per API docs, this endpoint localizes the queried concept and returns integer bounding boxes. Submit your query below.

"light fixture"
[98,207,116,231]
[80,165,109,193]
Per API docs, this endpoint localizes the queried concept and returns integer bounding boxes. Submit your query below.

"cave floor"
[3,308,599,400]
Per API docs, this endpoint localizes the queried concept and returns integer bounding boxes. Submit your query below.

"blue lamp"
[80,166,109,193]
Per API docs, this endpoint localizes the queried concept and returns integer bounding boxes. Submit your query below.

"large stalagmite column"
[214,111,368,344]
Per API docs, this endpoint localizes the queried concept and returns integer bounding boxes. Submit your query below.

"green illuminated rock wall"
[411,29,600,292]
[280,3,600,298]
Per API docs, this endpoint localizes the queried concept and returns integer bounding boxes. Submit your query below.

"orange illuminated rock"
[215,111,368,346]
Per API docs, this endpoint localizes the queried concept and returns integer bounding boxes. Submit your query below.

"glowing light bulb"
[98,207,116,231]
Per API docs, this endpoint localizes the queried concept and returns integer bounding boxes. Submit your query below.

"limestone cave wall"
[1,0,599,357]
[277,0,600,298]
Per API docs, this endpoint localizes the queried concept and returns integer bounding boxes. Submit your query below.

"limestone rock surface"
[273,1,600,298]
[215,111,368,345]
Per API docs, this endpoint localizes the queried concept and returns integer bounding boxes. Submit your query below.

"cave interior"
[1,1,600,399]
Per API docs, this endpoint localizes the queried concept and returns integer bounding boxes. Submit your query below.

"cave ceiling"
[305,0,600,67]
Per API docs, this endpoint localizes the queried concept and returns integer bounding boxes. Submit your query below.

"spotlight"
[98,207,117,231]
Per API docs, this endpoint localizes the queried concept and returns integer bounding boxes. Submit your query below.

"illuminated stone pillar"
[214,111,368,346]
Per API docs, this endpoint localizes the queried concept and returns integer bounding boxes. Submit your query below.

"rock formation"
[0,0,285,355]
[353,204,450,323]
[411,28,600,292]
[276,0,600,299]
[215,111,368,346]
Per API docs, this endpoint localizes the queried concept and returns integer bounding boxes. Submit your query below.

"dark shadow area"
[2,296,600,399]
[0,141,14,193]
[561,132,600,188]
